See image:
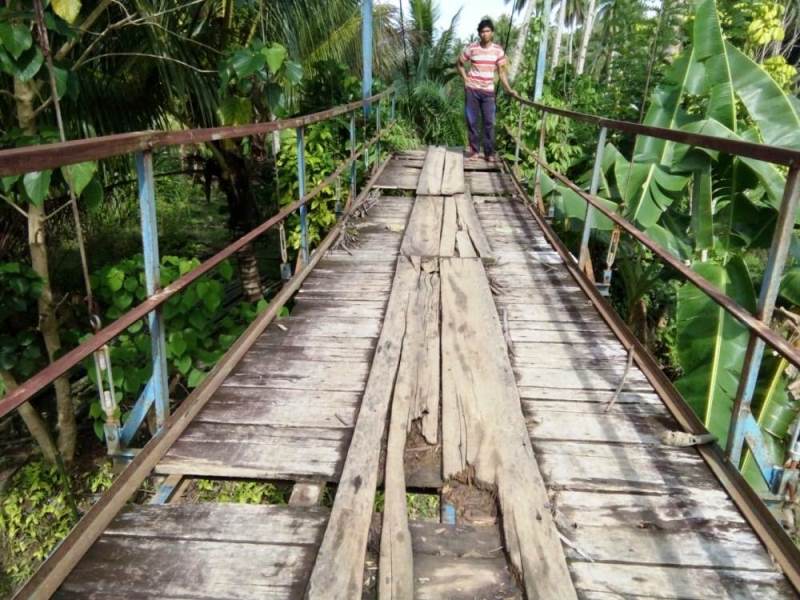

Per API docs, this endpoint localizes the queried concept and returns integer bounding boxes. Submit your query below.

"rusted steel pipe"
[0,121,396,420]
[0,89,393,176]
[512,95,800,166]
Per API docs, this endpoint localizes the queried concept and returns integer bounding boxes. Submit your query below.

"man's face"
[479,27,493,44]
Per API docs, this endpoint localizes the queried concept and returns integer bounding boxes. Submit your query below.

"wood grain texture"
[440,196,457,257]
[455,192,494,263]
[440,257,577,600]
[417,146,447,195]
[305,256,419,599]
[401,196,444,258]
[441,150,465,195]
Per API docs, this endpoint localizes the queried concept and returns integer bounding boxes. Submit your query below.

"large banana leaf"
[726,42,800,149]
[675,256,756,443]
[691,0,736,130]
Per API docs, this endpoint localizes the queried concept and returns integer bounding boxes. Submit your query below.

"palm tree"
[575,0,598,74]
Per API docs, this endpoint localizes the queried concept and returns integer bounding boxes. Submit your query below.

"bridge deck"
[55,149,793,599]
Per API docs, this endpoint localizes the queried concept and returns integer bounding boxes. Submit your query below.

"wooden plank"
[513,366,653,391]
[570,562,794,599]
[375,165,421,190]
[408,521,505,559]
[269,316,382,338]
[401,196,444,257]
[200,388,360,428]
[224,361,367,392]
[439,196,457,256]
[414,555,522,600]
[440,257,577,600]
[455,192,494,262]
[519,386,662,405]
[306,256,419,599]
[455,230,476,257]
[401,260,440,443]
[468,171,515,195]
[158,423,349,480]
[58,535,314,599]
[290,481,326,507]
[441,150,465,195]
[416,146,446,195]
[104,503,328,544]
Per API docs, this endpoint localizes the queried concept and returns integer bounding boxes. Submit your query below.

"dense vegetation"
[0,0,799,594]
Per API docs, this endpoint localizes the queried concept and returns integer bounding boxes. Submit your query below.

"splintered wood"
[441,258,577,599]
[309,147,574,599]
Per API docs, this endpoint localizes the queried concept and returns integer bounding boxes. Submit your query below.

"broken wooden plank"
[441,150,465,195]
[440,196,457,256]
[306,256,419,599]
[414,555,522,600]
[440,257,577,600]
[401,196,444,257]
[290,481,326,507]
[416,146,447,195]
[455,193,495,263]
[455,230,476,257]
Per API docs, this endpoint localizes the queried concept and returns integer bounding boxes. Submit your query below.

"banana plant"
[674,256,757,443]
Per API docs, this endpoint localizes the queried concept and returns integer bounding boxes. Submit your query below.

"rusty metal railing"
[505,94,800,591]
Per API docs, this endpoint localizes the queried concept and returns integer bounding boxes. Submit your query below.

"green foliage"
[0,462,78,588]
[674,256,756,443]
[0,263,45,382]
[193,479,290,504]
[85,255,267,438]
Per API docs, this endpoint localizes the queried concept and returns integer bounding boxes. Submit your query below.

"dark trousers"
[465,88,496,156]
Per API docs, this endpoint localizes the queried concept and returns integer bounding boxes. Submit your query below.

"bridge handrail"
[511,94,800,167]
[0,88,396,422]
[0,88,394,177]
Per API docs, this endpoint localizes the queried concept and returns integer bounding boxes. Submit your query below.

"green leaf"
[106,268,125,292]
[61,162,97,196]
[230,49,265,79]
[53,66,68,99]
[52,0,82,24]
[261,44,287,74]
[674,256,756,444]
[113,292,133,310]
[218,96,253,126]
[13,47,43,82]
[726,42,800,149]
[218,260,234,281]
[284,61,303,85]
[176,355,192,376]
[168,334,187,358]
[1,175,19,192]
[780,268,800,306]
[23,170,52,206]
[0,24,32,60]
[691,164,713,251]
[82,178,103,210]
[187,368,205,388]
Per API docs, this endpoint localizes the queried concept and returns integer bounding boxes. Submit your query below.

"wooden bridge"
[4,88,800,598]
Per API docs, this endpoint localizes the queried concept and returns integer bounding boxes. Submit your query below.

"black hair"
[477,18,494,32]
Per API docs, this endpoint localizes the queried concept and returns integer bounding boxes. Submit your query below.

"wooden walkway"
[55,148,794,599]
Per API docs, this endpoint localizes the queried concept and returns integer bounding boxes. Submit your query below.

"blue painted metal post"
[296,127,310,265]
[362,0,373,117]
[578,127,608,272]
[533,0,552,102]
[349,112,357,207]
[135,151,170,430]
[728,164,800,466]
[375,99,381,170]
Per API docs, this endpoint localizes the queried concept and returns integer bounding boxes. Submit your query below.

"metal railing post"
[727,162,800,465]
[349,112,357,207]
[362,0,373,117]
[534,112,548,213]
[514,106,523,169]
[296,127,309,264]
[578,127,608,272]
[135,151,170,430]
[375,98,382,171]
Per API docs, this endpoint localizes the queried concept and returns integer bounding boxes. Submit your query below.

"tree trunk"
[15,77,77,463]
[567,16,575,65]
[509,0,537,82]
[1,370,59,463]
[210,144,265,302]
[551,0,566,70]
[575,0,597,76]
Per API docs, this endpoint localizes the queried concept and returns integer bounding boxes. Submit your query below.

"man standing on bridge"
[457,18,519,163]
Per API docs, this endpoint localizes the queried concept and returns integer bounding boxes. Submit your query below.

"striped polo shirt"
[461,42,508,93]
